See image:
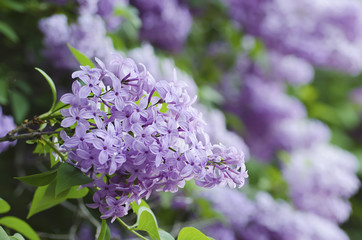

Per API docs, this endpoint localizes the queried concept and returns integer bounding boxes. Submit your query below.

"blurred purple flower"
[225,0,362,75]
[0,107,17,153]
[131,0,192,52]
[283,143,360,223]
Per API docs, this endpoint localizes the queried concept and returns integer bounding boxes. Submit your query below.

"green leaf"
[55,163,93,196]
[158,229,174,240]
[0,198,10,214]
[10,233,25,240]
[27,180,88,218]
[67,44,95,68]
[0,79,8,105]
[15,170,57,187]
[177,227,210,240]
[97,220,110,240]
[0,21,18,43]
[135,206,160,240]
[0,216,39,240]
[130,199,150,214]
[10,91,30,123]
[114,5,141,29]
[0,0,26,12]
[35,68,57,117]
[0,226,10,240]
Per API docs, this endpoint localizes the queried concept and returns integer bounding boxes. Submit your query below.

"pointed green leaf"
[35,68,57,117]
[0,216,39,240]
[97,220,110,240]
[158,229,174,240]
[67,44,95,68]
[15,170,57,187]
[0,198,10,214]
[130,199,150,214]
[0,79,8,105]
[135,206,160,240]
[27,180,88,218]
[0,21,18,43]
[55,163,93,196]
[177,227,210,240]
[0,226,10,240]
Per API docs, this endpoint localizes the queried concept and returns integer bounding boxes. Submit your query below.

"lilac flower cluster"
[39,14,114,70]
[129,44,250,158]
[225,0,362,74]
[222,56,316,160]
[59,54,247,221]
[201,188,349,240]
[283,143,360,223]
[0,107,17,153]
[221,53,359,224]
[77,0,126,31]
[131,0,193,52]
[128,44,198,97]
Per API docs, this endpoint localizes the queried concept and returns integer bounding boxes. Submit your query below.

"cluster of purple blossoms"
[39,14,114,70]
[77,0,127,31]
[128,44,250,158]
[131,0,193,52]
[224,0,362,75]
[0,107,17,153]
[283,143,360,223]
[201,188,349,240]
[222,56,314,160]
[59,54,247,221]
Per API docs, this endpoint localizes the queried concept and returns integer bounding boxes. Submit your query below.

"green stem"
[116,217,148,240]
[42,137,67,162]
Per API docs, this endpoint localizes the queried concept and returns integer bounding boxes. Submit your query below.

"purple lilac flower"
[203,222,236,240]
[131,0,192,52]
[283,143,360,223]
[272,118,331,153]
[128,44,250,159]
[77,0,126,31]
[222,58,307,160]
[201,188,349,240]
[59,54,247,221]
[225,0,362,75]
[263,51,314,85]
[128,44,198,97]
[221,55,327,161]
[39,14,114,70]
[200,106,250,160]
[0,107,17,153]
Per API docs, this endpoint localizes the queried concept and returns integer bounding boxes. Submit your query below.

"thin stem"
[0,130,60,142]
[116,217,149,240]
[42,136,67,162]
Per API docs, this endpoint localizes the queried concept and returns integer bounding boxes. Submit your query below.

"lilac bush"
[39,13,114,70]
[131,0,193,52]
[77,0,126,31]
[283,143,360,223]
[201,188,350,240]
[222,56,308,160]
[59,54,247,221]
[225,0,362,75]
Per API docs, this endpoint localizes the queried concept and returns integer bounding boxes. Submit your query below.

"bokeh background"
[1,0,362,239]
